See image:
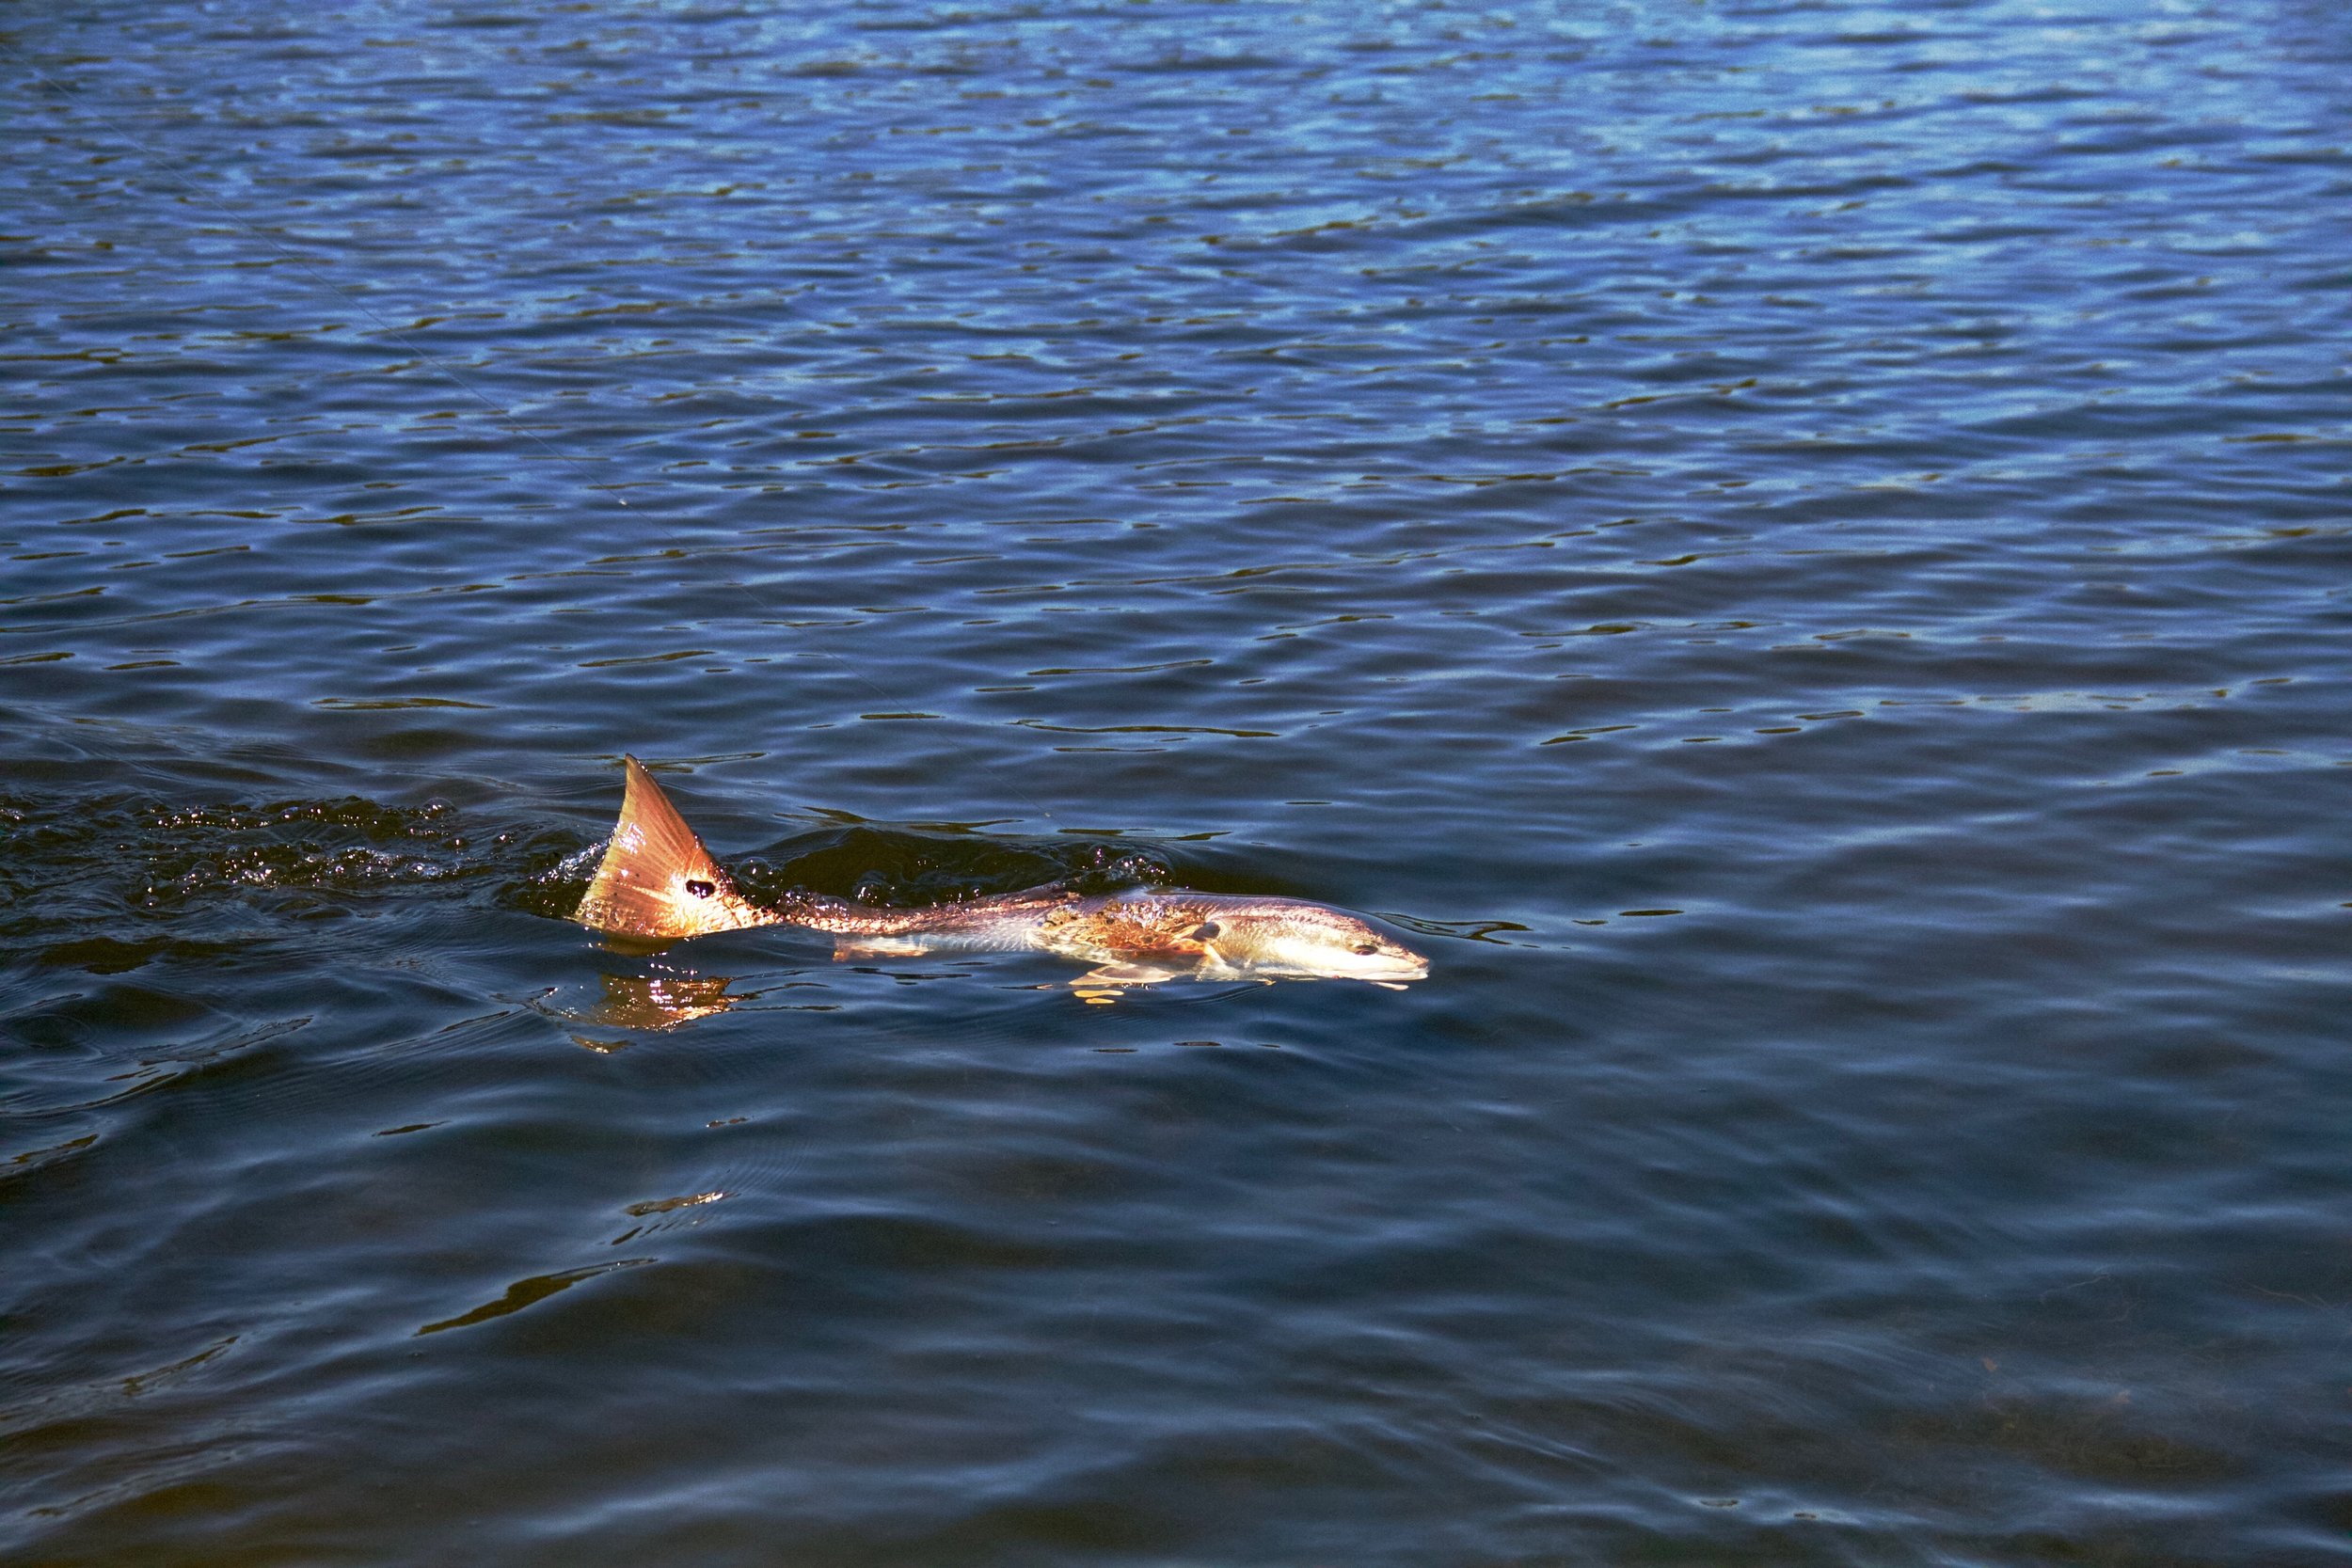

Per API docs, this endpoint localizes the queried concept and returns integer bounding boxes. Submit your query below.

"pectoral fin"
[834,936,931,959]
[1070,961,1185,1004]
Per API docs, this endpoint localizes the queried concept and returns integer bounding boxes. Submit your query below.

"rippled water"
[7,1,2352,1561]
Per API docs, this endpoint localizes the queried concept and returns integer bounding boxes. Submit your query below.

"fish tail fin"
[572,756,780,942]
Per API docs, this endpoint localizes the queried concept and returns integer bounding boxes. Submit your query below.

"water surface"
[7,2,2352,1562]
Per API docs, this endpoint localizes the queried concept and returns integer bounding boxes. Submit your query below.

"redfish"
[573,757,1427,989]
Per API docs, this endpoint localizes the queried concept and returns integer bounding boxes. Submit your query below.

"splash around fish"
[572,756,1428,996]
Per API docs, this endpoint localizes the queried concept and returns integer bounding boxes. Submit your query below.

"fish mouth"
[1202,948,1428,984]
[1335,950,1428,984]
[1359,960,1428,990]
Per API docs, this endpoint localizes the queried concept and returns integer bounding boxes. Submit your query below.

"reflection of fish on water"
[571,756,1428,997]
[567,972,740,1042]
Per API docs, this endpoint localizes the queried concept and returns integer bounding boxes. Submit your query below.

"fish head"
[573,757,780,942]
[1198,900,1429,983]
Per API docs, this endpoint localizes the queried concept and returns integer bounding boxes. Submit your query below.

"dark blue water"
[7,2,2352,1561]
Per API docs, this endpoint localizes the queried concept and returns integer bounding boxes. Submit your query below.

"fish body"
[573,757,1427,987]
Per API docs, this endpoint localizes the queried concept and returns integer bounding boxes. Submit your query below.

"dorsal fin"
[572,756,779,941]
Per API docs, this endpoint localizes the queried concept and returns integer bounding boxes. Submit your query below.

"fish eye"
[685,879,716,898]
[1351,942,1377,956]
